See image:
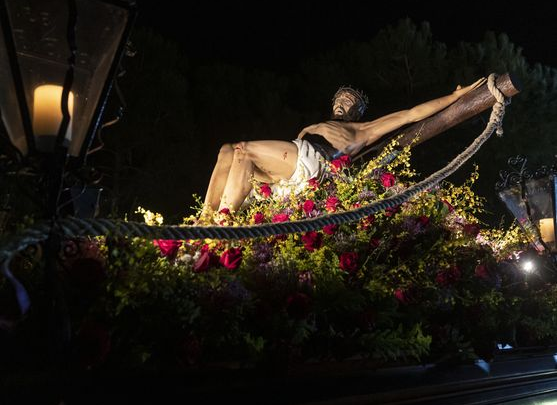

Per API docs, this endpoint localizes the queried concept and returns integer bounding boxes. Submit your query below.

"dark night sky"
[133,1,557,70]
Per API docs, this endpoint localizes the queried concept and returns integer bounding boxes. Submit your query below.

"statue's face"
[332,90,358,119]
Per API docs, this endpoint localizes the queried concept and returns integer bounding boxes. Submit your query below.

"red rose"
[302,200,315,215]
[385,205,400,217]
[331,155,351,173]
[301,231,323,252]
[286,292,311,320]
[219,247,243,270]
[435,265,462,286]
[308,177,319,190]
[380,172,396,187]
[339,251,359,273]
[323,224,338,235]
[463,223,481,237]
[325,196,340,212]
[219,207,230,215]
[253,212,265,224]
[474,263,490,280]
[340,155,351,165]
[394,286,416,304]
[78,238,102,260]
[394,289,409,304]
[361,214,375,230]
[193,245,218,273]
[153,239,182,259]
[272,213,290,223]
[193,251,211,272]
[369,237,381,250]
[260,183,272,198]
[417,216,430,227]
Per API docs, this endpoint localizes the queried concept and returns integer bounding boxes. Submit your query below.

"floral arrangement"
[5,138,557,374]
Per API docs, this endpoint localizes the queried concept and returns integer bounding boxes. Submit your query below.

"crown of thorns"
[332,85,369,111]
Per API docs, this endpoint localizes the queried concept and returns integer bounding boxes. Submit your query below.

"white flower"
[178,253,193,263]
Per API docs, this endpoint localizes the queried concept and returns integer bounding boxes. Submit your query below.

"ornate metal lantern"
[0,0,136,218]
[496,155,557,254]
[0,0,137,362]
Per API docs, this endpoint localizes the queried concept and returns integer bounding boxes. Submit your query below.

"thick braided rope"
[0,74,508,258]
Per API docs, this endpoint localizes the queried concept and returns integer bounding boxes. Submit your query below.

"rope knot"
[487,73,510,137]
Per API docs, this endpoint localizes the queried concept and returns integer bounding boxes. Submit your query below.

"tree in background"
[90,28,198,223]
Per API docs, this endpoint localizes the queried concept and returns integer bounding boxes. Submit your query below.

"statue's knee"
[232,141,249,155]
[218,143,234,160]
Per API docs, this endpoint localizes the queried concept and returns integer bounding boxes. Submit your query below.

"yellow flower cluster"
[135,206,164,226]
[440,164,485,220]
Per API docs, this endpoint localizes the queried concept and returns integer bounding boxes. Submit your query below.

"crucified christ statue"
[200,77,487,220]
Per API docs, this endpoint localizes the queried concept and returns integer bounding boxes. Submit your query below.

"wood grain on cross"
[354,72,521,161]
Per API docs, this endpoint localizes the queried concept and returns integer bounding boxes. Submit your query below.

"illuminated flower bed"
[4,140,557,374]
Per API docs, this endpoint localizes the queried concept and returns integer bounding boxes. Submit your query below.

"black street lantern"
[0,0,136,363]
[496,155,557,254]
[0,0,136,218]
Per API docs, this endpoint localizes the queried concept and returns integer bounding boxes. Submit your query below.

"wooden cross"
[354,73,521,162]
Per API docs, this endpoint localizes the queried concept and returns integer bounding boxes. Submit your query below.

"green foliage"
[90,27,200,221]
[6,139,555,376]
[360,324,432,362]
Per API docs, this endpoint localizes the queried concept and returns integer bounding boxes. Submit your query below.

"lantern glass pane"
[522,176,556,251]
[0,11,27,154]
[498,185,545,252]
[1,0,128,156]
